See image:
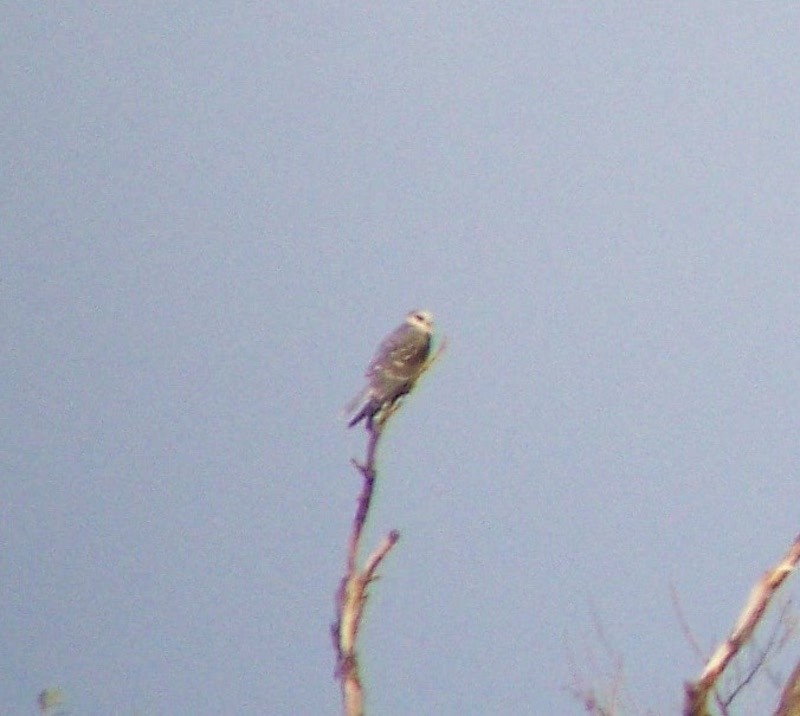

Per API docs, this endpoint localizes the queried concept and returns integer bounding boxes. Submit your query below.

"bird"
[346,309,434,429]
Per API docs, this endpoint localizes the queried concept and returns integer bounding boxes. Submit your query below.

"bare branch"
[332,423,398,716]
[684,534,800,716]
[363,530,401,583]
[720,598,793,709]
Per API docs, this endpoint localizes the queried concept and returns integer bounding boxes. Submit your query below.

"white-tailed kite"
[346,309,434,429]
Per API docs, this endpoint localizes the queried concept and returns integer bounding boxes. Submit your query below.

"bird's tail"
[347,397,379,428]
[343,386,368,416]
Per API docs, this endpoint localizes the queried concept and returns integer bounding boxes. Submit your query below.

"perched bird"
[346,309,434,429]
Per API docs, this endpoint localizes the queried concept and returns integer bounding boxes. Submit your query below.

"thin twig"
[670,582,705,663]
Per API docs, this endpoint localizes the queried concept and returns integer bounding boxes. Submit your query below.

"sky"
[5,3,800,714]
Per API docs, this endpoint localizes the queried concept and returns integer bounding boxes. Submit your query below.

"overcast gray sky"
[6,4,800,714]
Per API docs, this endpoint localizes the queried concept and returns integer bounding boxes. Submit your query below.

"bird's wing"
[367,326,431,393]
[343,328,413,418]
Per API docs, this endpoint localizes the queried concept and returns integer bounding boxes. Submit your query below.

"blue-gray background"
[5,4,800,714]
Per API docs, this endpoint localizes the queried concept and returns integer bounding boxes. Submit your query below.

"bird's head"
[405,309,433,333]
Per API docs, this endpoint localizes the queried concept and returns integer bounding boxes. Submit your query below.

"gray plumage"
[347,309,433,429]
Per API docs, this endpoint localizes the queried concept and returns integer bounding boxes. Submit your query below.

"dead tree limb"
[684,533,800,716]
[332,424,398,716]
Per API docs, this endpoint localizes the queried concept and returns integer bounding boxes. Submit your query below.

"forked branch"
[332,424,392,716]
